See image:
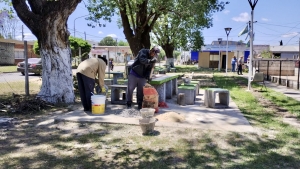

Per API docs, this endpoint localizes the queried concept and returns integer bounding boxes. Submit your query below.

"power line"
[257,21,300,29]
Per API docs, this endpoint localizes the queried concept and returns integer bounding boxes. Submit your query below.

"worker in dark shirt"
[126,47,160,109]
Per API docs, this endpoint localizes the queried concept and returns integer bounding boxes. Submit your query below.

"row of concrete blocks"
[177,84,230,108]
[108,77,179,105]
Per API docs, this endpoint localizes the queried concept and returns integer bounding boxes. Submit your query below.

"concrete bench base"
[204,88,229,108]
[110,85,128,105]
[104,79,113,87]
[178,86,196,105]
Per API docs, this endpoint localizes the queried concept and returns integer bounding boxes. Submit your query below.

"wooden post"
[177,93,186,106]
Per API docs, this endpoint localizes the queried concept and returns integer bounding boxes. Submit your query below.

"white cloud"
[232,12,250,22]
[261,18,269,22]
[223,10,230,14]
[282,32,299,38]
[98,31,103,34]
[107,34,117,38]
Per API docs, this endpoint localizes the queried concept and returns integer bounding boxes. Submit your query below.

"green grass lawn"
[0,66,17,73]
[0,81,41,95]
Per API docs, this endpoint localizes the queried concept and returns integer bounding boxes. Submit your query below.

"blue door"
[191,51,199,62]
[244,51,250,63]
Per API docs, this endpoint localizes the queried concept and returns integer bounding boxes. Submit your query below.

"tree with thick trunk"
[86,0,173,56]
[12,0,82,103]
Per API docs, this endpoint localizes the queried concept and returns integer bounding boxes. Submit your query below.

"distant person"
[126,47,160,109]
[109,59,114,71]
[76,57,107,111]
[231,56,237,72]
[237,56,243,75]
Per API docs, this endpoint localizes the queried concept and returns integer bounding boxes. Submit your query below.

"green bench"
[148,74,180,102]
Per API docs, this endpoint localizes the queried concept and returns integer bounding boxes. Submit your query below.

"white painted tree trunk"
[38,47,75,104]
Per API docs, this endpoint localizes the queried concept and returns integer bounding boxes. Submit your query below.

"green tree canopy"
[117,40,129,46]
[152,0,228,58]
[86,0,174,56]
[98,36,117,46]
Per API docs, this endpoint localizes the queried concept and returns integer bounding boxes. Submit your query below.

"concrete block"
[178,85,196,105]
[110,85,128,105]
[166,80,173,99]
[180,83,197,101]
[172,79,178,95]
[190,80,200,94]
[204,88,229,108]
[153,83,166,103]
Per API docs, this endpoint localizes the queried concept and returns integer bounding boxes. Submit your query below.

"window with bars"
[210,54,219,61]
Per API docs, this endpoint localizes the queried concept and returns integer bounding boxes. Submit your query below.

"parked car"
[17,58,42,75]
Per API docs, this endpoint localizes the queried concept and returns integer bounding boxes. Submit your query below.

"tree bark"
[162,43,175,59]
[119,1,153,56]
[12,0,81,104]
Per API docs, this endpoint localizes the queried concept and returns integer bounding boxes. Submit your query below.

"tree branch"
[27,0,44,14]
[12,0,40,34]
[125,0,136,34]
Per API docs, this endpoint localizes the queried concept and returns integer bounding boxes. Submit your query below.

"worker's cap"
[151,47,160,56]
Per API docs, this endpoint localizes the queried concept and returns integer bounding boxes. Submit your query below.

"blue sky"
[4,0,300,47]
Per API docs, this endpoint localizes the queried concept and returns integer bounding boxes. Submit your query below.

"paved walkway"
[55,89,255,133]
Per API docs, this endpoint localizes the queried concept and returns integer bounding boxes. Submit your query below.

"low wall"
[268,75,299,90]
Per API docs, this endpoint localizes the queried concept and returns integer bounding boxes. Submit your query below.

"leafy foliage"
[260,50,272,58]
[86,0,175,55]
[117,40,129,46]
[152,0,228,58]
[98,36,117,46]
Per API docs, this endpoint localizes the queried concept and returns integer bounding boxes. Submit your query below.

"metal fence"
[252,59,300,90]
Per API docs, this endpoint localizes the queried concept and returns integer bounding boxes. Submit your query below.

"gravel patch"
[115,108,141,118]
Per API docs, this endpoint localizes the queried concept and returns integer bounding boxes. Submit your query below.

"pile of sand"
[155,111,185,122]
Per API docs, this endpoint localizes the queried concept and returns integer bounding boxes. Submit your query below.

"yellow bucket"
[91,95,106,114]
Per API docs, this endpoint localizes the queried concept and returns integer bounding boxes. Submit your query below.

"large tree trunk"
[119,1,153,57]
[126,29,151,57]
[38,25,74,103]
[162,43,175,67]
[12,0,81,104]
[162,43,175,59]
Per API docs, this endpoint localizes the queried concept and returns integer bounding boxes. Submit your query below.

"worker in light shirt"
[76,56,107,111]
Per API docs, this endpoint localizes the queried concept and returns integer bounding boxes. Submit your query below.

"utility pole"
[21,25,24,41]
[247,0,258,91]
[298,37,300,89]
[24,40,29,96]
[115,38,118,63]
[84,32,86,40]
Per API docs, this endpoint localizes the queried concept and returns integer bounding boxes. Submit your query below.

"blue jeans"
[232,64,236,72]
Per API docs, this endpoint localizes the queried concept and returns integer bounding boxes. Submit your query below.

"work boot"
[126,102,132,109]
